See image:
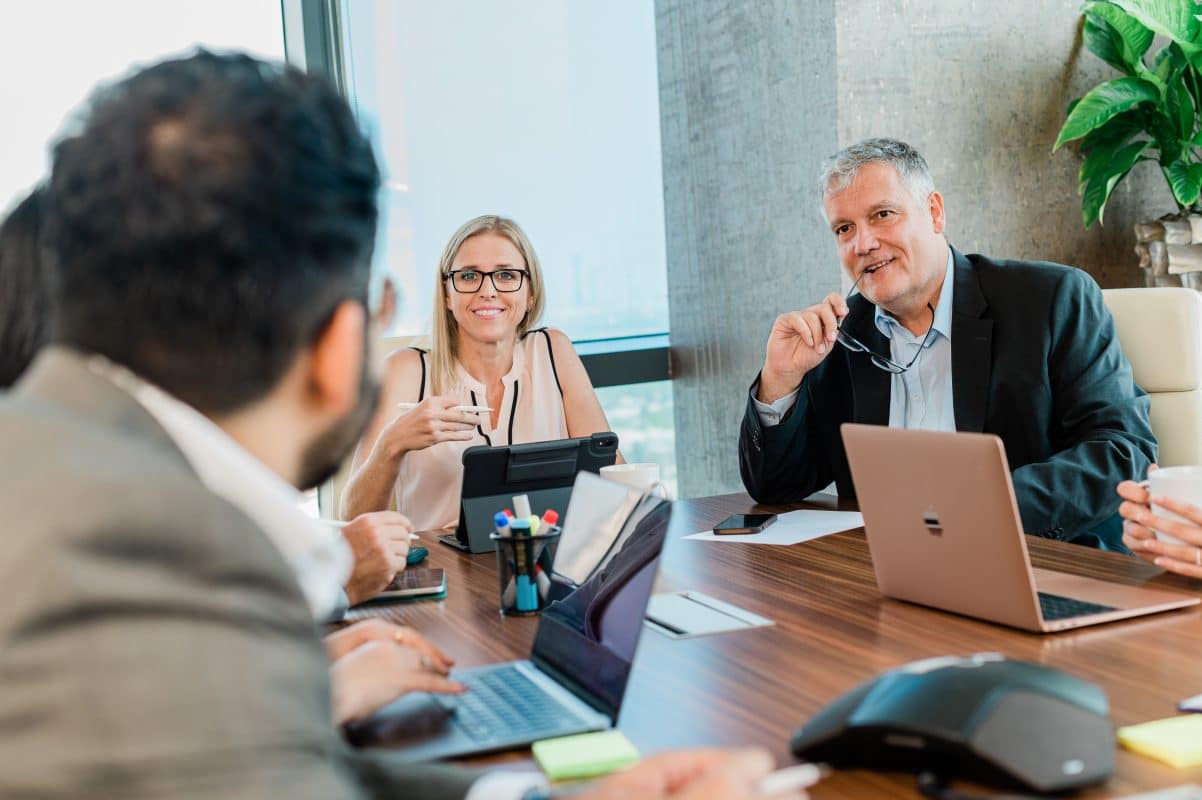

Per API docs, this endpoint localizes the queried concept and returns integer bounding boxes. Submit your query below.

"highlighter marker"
[534,565,551,599]
[513,494,532,520]
[529,516,540,536]
[496,512,516,608]
[540,509,559,527]
[509,518,536,612]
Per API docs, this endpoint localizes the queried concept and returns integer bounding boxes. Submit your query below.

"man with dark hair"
[739,138,1155,551]
[0,51,787,800]
[0,187,48,387]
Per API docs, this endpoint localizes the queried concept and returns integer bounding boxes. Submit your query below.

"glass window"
[0,0,284,212]
[595,380,677,499]
[338,0,669,341]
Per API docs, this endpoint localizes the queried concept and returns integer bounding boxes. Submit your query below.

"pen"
[321,519,418,540]
[756,764,829,796]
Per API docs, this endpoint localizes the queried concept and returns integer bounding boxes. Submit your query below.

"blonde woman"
[342,215,620,528]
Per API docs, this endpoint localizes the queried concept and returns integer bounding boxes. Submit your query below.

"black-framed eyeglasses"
[444,268,530,294]
[834,272,936,375]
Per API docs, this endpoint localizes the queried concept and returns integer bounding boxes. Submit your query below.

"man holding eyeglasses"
[738,138,1155,550]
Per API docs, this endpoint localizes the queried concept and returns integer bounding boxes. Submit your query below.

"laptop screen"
[530,471,670,720]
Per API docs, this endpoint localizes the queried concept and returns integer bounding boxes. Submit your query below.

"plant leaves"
[1169,77,1196,142]
[1110,0,1201,52]
[1149,108,1184,163]
[1054,76,1161,149]
[1080,108,1146,153]
[1165,159,1202,206]
[1081,139,1151,226]
[1084,2,1155,74]
[1083,14,1135,75]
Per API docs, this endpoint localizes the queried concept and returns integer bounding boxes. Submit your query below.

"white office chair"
[1102,287,1202,467]
[319,334,426,518]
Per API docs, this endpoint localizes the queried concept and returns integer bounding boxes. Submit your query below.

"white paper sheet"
[684,509,863,546]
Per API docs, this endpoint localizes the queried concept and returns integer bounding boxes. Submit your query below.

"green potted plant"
[1055,0,1202,285]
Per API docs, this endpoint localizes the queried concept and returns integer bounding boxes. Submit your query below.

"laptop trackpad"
[344,692,455,747]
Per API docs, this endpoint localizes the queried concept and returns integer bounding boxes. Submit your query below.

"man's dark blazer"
[738,248,1157,550]
[0,348,480,799]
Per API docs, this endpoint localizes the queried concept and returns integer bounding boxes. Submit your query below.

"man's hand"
[1119,467,1202,578]
[324,618,454,672]
[577,748,807,800]
[329,637,464,725]
[341,511,412,605]
[758,292,849,403]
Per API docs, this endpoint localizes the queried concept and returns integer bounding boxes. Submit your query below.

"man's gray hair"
[819,138,936,204]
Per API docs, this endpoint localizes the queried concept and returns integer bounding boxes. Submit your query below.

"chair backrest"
[318,334,427,519]
[1102,287,1202,467]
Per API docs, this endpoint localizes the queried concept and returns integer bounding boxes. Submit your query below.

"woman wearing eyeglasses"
[341,215,619,529]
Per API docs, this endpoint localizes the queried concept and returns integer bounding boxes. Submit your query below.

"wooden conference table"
[345,493,1202,798]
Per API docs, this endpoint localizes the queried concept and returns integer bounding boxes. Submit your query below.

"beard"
[295,353,380,492]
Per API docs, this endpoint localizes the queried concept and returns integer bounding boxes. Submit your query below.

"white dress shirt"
[754,249,957,433]
[87,357,545,800]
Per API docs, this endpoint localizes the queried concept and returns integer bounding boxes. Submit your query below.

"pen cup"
[491,526,561,616]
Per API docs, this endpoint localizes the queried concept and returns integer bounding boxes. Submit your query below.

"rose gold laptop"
[841,424,1199,633]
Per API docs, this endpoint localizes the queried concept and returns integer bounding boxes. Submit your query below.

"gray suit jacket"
[0,348,480,799]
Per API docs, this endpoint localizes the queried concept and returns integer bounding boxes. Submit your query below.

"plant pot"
[1134,214,1202,290]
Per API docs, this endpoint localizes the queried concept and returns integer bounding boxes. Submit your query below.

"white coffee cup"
[1145,466,1202,545]
[600,463,661,492]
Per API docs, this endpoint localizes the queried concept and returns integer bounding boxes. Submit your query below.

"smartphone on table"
[376,567,447,599]
[712,513,778,535]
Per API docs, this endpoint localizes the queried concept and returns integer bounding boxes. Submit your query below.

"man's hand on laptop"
[341,511,413,605]
[574,748,808,800]
[327,620,465,725]
[1119,471,1202,578]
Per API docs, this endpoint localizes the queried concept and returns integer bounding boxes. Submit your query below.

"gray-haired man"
[738,138,1155,551]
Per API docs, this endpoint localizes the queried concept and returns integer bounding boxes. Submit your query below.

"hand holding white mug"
[1118,464,1202,577]
[758,292,849,404]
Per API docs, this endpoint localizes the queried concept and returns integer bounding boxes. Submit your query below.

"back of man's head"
[44,50,380,414]
[0,187,48,389]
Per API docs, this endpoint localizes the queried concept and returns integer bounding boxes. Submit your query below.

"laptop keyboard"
[438,664,580,743]
[1038,592,1118,621]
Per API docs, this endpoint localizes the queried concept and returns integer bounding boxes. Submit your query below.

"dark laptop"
[439,432,619,554]
[349,471,668,758]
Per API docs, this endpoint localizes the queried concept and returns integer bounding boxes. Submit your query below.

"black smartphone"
[377,567,447,598]
[713,513,778,535]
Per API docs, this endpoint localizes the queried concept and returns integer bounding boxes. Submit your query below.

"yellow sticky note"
[1118,715,1202,768]
[532,730,640,781]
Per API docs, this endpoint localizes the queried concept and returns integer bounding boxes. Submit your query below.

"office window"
[0,1,284,212]
[595,380,677,498]
[337,0,669,341]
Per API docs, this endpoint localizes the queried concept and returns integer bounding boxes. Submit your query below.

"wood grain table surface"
[345,492,1202,798]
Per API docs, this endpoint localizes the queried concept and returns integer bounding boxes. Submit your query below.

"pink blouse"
[394,328,569,531]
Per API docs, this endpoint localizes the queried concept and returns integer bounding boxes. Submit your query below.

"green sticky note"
[1118,715,1202,768]
[532,730,640,781]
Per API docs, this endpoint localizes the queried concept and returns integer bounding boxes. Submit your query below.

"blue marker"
[496,512,516,607]
[510,518,537,612]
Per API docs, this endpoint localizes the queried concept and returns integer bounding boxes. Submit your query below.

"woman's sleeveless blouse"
[394,329,569,531]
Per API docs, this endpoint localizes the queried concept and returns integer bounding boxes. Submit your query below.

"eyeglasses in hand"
[834,271,936,375]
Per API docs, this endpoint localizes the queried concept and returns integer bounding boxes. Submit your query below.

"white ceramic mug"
[1145,466,1202,545]
[600,463,661,492]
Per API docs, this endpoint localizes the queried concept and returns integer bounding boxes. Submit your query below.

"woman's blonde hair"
[429,215,545,394]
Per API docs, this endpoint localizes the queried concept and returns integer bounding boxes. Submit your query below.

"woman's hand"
[376,395,481,456]
[1119,467,1202,578]
[327,620,464,725]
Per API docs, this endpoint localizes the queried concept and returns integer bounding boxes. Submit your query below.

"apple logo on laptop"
[922,507,943,536]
